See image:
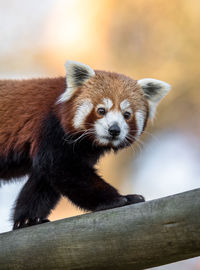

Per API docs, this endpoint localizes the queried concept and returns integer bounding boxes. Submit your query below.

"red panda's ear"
[58,60,95,103]
[138,78,171,120]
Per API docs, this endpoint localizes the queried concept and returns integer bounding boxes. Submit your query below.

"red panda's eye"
[123,111,131,120]
[97,108,106,116]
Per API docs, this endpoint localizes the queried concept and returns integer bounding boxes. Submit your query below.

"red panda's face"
[72,97,146,148]
[93,98,135,147]
[58,61,171,149]
[79,88,148,148]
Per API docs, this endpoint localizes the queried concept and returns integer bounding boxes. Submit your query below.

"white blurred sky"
[0,178,26,233]
[129,132,200,200]
[0,1,54,54]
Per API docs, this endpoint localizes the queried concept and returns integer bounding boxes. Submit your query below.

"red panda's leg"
[13,173,61,230]
[51,168,144,212]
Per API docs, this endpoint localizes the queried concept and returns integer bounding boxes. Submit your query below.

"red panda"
[0,61,171,229]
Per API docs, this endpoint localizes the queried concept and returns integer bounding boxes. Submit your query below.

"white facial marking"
[120,99,130,111]
[97,98,113,112]
[135,110,145,138]
[73,99,93,129]
[94,111,129,146]
[103,98,113,110]
[57,60,95,103]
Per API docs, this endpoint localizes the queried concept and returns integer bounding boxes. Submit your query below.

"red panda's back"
[0,77,66,156]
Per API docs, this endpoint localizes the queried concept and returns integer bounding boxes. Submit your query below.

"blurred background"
[0,0,199,269]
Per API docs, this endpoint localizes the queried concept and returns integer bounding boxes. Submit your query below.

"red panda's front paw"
[13,218,49,230]
[125,194,145,205]
[94,196,128,211]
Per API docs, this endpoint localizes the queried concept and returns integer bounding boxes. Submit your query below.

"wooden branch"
[0,189,200,270]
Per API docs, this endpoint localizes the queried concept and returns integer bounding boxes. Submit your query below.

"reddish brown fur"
[0,77,66,156]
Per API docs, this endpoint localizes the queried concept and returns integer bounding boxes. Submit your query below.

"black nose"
[108,124,121,137]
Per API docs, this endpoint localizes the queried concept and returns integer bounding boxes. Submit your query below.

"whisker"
[125,134,144,155]
[70,130,96,150]
[129,129,158,142]
[64,129,93,144]
[124,137,136,154]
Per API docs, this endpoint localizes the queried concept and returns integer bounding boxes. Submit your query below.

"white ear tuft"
[57,60,95,103]
[138,78,171,119]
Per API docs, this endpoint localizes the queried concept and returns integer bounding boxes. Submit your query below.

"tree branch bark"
[0,188,200,270]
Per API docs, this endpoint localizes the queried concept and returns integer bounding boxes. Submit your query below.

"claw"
[13,218,50,230]
[25,219,29,225]
[16,222,21,228]
[36,218,41,223]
